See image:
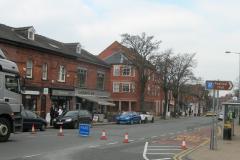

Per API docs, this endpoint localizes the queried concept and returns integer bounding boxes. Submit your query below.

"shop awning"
[76,94,115,106]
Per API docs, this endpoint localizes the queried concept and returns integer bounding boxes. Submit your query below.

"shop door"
[41,95,46,118]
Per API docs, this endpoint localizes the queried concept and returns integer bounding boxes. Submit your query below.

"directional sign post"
[205,80,233,150]
[206,81,233,90]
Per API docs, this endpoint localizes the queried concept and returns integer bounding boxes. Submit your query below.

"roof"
[0,24,109,68]
[99,41,154,68]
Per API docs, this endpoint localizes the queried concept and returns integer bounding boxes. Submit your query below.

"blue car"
[116,112,141,124]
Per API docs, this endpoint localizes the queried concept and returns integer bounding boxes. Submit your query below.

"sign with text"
[205,81,233,90]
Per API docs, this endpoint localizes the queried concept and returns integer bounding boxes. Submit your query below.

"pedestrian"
[58,106,63,116]
[50,104,55,126]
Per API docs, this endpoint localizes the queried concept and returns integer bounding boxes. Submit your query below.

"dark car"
[53,110,92,129]
[116,111,141,124]
[21,110,47,131]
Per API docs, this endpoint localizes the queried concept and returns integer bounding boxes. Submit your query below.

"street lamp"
[225,51,240,100]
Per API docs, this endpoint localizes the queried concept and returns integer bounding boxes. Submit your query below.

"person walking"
[50,105,55,126]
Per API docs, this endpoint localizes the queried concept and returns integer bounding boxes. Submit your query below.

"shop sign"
[52,89,74,96]
[76,89,110,97]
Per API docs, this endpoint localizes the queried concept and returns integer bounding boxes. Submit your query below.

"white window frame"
[28,27,35,40]
[58,65,66,82]
[122,65,131,76]
[26,60,33,78]
[96,72,105,90]
[42,63,48,80]
[113,82,120,93]
[122,83,130,92]
[113,65,120,76]
[76,43,81,54]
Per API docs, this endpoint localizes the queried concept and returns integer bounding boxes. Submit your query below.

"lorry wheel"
[0,118,11,142]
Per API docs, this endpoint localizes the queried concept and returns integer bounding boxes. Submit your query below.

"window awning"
[76,94,115,106]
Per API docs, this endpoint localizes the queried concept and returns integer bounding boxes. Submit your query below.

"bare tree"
[171,53,197,113]
[151,49,176,119]
[121,32,161,111]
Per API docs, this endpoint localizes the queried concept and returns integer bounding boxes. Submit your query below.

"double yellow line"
[173,139,210,160]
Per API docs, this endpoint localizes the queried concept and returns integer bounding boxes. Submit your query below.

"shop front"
[51,89,75,112]
[75,89,115,122]
[22,90,40,112]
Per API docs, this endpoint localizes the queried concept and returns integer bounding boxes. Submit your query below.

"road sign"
[79,123,90,137]
[205,81,233,90]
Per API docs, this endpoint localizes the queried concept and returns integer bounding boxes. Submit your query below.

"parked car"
[116,112,141,124]
[21,110,47,131]
[139,111,154,123]
[53,110,92,129]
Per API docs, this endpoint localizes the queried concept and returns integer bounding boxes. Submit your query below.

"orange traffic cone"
[100,130,107,140]
[31,123,36,134]
[58,125,64,136]
[181,137,187,150]
[123,133,129,143]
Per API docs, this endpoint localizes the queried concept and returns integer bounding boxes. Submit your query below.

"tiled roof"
[0,24,109,67]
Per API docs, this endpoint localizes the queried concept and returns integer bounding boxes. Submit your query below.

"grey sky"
[0,0,240,93]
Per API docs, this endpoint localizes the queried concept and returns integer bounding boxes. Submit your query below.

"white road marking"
[152,158,172,160]
[148,146,180,148]
[148,148,181,151]
[160,134,166,136]
[88,145,100,148]
[24,154,41,158]
[151,136,158,138]
[143,142,149,160]
[107,142,118,145]
[146,153,175,155]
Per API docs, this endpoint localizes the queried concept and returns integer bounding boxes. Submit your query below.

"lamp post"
[225,51,240,99]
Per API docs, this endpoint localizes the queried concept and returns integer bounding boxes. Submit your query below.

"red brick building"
[99,41,164,115]
[0,24,113,118]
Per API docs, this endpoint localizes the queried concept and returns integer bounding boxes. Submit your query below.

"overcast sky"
[0,0,240,93]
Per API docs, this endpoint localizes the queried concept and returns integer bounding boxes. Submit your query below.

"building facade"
[0,24,112,118]
[99,41,163,115]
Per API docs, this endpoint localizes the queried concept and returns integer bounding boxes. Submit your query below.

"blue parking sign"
[79,124,90,137]
[206,81,214,89]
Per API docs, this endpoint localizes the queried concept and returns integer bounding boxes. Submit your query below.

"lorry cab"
[0,49,23,142]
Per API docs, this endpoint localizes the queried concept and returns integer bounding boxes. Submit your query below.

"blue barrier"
[79,123,90,137]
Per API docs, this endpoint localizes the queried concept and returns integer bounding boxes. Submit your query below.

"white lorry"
[0,49,23,142]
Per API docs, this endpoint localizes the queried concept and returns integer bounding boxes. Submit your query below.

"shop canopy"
[76,94,115,106]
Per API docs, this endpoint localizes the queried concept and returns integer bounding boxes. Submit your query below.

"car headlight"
[65,118,72,122]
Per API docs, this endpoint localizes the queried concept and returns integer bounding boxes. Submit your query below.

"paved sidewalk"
[187,120,240,160]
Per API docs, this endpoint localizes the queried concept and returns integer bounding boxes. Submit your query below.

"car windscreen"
[121,112,131,116]
[63,111,78,117]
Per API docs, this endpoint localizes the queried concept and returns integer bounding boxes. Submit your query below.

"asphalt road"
[0,116,213,160]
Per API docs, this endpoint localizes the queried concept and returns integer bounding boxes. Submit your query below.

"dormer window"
[76,43,81,54]
[28,27,35,40]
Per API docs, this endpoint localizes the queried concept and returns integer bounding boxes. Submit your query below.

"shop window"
[42,63,48,80]
[113,82,120,92]
[26,59,33,78]
[77,69,87,88]
[113,65,120,76]
[96,72,105,90]
[58,65,66,82]
[122,65,131,76]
